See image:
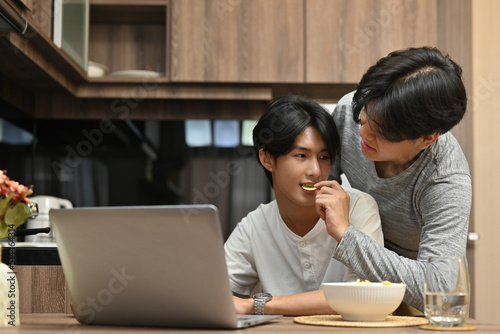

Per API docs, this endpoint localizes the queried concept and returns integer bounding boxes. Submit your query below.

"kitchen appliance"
[24,196,73,243]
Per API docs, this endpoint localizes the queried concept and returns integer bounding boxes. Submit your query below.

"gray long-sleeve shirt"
[330,92,472,311]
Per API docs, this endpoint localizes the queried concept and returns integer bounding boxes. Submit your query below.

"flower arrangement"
[0,170,34,239]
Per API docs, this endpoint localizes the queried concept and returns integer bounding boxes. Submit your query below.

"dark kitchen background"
[0,104,270,239]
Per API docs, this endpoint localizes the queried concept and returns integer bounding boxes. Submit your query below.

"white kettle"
[24,196,73,243]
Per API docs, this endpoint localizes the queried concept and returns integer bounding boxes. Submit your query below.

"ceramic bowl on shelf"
[321,282,406,322]
[87,61,109,77]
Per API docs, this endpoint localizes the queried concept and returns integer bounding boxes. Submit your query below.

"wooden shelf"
[89,4,166,24]
[89,0,166,5]
[0,23,87,96]
[88,0,168,79]
[76,82,272,100]
[86,76,170,84]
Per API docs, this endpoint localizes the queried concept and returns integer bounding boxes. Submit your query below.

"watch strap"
[253,292,272,315]
[254,298,266,315]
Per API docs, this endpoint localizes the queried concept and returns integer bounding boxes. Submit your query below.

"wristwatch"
[253,292,273,315]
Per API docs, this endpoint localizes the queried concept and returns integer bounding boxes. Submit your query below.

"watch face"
[254,292,272,300]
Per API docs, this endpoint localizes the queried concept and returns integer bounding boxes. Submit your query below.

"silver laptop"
[50,204,281,329]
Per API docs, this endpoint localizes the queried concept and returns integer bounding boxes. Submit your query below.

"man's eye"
[320,155,330,160]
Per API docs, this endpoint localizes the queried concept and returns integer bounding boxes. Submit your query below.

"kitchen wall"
[0,115,269,240]
[470,0,500,326]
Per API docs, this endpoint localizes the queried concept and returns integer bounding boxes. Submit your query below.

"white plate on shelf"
[108,70,163,78]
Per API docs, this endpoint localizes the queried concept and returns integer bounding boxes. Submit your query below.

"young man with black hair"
[329,46,471,312]
[225,94,383,315]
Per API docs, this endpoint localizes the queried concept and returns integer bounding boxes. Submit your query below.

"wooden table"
[3,313,500,333]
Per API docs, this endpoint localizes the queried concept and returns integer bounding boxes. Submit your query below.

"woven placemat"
[419,324,476,331]
[294,315,429,328]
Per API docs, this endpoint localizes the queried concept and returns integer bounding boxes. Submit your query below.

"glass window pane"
[185,120,212,147]
[214,120,240,147]
[241,120,258,146]
[0,118,33,145]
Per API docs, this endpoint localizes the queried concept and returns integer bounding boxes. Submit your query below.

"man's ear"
[258,149,273,171]
[419,133,440,150]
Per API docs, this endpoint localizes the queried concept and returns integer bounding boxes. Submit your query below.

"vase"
[0,250,20,327]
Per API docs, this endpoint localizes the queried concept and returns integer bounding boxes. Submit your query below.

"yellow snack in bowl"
[352,279,399,286]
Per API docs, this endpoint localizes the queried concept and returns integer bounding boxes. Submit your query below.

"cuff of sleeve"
[333,224,356,262]
[230,282,254,297]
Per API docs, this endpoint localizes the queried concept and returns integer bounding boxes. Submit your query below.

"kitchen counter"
[4,313,500,333]
[1,244,60,266]
[0,243,68,314]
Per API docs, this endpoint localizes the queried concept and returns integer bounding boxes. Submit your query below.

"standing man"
[329,46,471,312]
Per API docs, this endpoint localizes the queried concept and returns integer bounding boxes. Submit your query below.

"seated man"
[224,94,383,315]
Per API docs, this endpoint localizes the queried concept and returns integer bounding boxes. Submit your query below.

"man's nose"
[306,159,321,177]
[359,122,376,141]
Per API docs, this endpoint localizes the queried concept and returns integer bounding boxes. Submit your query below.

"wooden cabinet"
[16,266,72,313]
[170,0,438,84]
[8,0,32,10]
[305,0,438,83]
[1,0,445,117]
[170,0,304,83]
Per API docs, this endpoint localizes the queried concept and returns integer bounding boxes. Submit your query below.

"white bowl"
[322,282,406,321]
[87,61,109,78]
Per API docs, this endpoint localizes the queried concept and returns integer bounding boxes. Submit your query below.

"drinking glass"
[424,256,470,327]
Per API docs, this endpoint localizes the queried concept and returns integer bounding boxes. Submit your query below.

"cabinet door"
[170,0,304,83]
[305,0,438,83]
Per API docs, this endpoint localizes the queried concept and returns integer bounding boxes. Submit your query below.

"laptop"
[50,204,281,329]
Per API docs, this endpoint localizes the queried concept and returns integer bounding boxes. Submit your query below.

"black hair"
[253,94,340,185]
[352,46,467,142]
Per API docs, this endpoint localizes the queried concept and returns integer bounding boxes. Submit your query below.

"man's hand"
[233,296,254,314]
[314,180,350,242]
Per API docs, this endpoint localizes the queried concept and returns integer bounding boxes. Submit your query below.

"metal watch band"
[254,298,266,315]
[253,292,272,315]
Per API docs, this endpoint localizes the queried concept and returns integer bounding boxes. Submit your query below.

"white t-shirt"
[224,187,383,296]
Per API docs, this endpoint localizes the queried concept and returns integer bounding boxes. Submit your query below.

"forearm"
[265,290,337,316]
[334,226,429,311]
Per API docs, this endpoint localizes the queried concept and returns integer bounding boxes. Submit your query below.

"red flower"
[0,170,33,205]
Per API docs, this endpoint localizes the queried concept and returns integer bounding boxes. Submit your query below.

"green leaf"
[0,198,30,239]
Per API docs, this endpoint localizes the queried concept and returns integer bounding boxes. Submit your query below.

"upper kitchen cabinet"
[170,0,437,84]
[0,0,445,116]
[305,0,438,83]
[170,0,304,83]
[87,0,167,80]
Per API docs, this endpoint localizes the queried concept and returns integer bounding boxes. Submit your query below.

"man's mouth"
[301,184,317,191]
[361,139,375,151]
